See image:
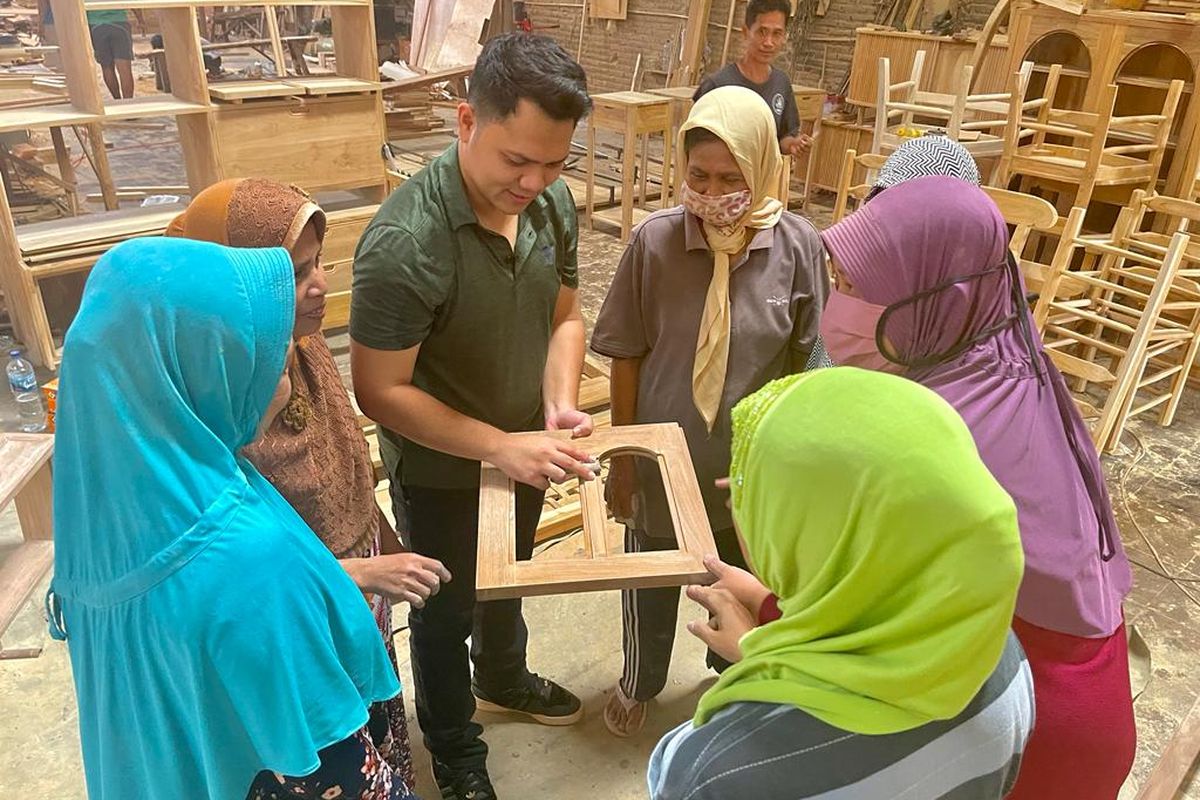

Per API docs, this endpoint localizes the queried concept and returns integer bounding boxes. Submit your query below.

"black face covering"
[875,252,1046,384]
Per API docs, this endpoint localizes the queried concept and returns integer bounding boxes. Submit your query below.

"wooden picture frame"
[476,423,717,601]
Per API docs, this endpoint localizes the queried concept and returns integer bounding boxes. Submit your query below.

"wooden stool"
[586,91,673,242]
[0,433,54,636]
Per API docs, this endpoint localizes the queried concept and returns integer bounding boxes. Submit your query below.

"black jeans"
[619,525,747,702]
[395,482,543,771]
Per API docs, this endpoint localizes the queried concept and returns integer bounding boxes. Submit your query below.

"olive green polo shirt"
[350,144,579,489]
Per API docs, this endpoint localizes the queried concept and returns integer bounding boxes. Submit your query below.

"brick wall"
[526,0,693,94]
[528,0,1002,95]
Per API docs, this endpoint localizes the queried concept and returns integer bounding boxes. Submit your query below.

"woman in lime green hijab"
[648,367,1034,800]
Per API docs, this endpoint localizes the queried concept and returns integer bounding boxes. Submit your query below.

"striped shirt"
[648,633,1034,800]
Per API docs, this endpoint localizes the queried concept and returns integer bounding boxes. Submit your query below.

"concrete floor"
[3,209,1200,799]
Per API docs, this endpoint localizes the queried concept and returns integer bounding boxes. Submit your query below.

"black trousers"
[619,525,747,702]
[393,482,543,770]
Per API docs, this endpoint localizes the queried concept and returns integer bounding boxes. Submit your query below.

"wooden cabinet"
[210,94,386,194]
[846,28,1011,109]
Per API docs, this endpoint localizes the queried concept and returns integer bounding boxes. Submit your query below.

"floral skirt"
[245,727,417,800]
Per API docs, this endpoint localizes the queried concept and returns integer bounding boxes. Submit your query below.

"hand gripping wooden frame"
[476,423,717,601]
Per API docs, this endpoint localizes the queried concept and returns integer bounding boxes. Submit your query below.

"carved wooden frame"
[476,423,717,601]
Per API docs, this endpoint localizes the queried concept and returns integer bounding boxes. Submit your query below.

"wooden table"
[0,433,54,637]
[586,91,673,242]
[647,85,697,204]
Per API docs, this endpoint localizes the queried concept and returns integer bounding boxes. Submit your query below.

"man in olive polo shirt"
[350,34,595,800]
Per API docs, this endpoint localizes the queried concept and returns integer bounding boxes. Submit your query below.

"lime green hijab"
[694,367,1024,734]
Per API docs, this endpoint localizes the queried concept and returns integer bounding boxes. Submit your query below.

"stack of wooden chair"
[1033,191,1200,452]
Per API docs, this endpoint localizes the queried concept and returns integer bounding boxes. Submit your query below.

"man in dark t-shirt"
[694,0,812,157]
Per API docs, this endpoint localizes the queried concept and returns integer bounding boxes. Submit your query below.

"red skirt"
[1007,616,1136,800]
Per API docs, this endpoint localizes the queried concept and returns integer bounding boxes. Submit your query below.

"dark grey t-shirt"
[591,207,827,533]
[694,63,800,141]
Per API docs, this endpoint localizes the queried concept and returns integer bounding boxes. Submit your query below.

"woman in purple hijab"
[817,175,1135,799]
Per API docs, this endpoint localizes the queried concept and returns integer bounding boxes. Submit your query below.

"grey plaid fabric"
[875,134,981,191]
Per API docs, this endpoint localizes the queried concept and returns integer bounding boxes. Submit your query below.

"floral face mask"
[680,182,752,228]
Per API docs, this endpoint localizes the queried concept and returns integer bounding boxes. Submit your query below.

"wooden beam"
[263,6,289,78]
[674,0,714,87]
[1135,692,1200,800]
[720,0,738,66]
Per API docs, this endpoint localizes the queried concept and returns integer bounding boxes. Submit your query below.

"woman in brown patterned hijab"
[168,178,450,788]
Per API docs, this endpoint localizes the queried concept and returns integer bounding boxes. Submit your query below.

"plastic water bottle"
[6,349,46,433]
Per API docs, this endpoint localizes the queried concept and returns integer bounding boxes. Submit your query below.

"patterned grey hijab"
[872,134,981,194]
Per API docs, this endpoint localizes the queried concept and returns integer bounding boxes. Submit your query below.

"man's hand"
[781,133,813,156]
[545,407,594,439]
[705,554,771,620]
[489,433,597,490]
[685,585,757,664]
[345,553,451,608]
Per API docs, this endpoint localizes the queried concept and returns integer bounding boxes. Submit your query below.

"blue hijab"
[49,237,399,799]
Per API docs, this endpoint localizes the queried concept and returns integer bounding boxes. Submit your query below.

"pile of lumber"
[16,209,178,268]
[381,63,471,141]
[385,93,448,140]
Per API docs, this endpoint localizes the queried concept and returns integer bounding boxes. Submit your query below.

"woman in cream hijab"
[591,84,830,736]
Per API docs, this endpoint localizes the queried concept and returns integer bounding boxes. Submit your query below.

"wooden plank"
[674,0,714,87]
[48,0,105,113]
[380,64,475,93]
[0,434,54,511]
[158,7,211,106]
[103,96,211,120]
[331,5,379,82]
[210,93,385,194]
[0,542,54,636]
[281,76,380,96]
[425,0,492,72]
[209,80,298,101]
[263,6,288,78]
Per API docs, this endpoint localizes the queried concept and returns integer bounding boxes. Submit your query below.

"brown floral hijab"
[167,178,382,559]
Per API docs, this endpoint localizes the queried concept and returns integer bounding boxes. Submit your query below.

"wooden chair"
[831,148,888,223]
[1033,205,1200,451]
[981,185,1060,295]
[832,152,1061,286]
[873,51,1034,169]
[997,65,1185,222]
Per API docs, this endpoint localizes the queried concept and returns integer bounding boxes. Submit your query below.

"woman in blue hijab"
[47,236,417,799]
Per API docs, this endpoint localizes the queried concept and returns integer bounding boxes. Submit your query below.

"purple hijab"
[821,176,1130,639]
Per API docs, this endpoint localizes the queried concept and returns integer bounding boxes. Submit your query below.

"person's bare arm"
[351,341,596,490]
[542,286,592,437]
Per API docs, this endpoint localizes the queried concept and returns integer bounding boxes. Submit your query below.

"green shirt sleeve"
[549,180,580,290]
[349,223,452,351]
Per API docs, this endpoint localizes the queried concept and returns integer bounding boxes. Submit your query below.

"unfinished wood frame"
[0,434,54,637]
[476,424,717,600]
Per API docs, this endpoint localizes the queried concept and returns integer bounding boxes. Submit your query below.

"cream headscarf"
[679,85,785,432]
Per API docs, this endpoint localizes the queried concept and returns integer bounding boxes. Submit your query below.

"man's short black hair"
[745,0,791,28]
[468,33,591,123]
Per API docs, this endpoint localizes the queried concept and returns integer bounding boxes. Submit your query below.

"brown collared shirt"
[591,207,829,533]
